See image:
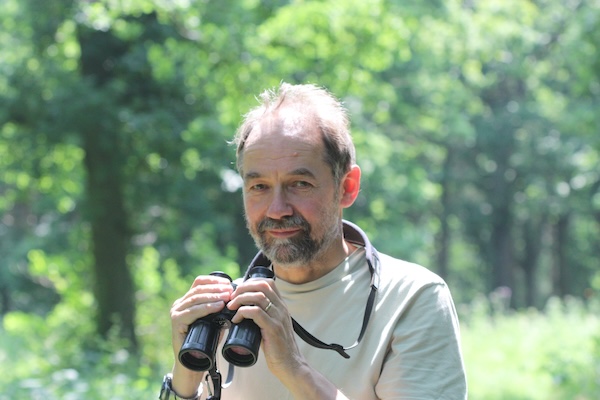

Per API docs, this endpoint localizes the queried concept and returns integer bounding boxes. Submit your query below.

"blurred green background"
[1,0,599,398]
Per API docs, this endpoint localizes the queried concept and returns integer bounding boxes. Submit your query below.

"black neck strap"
[245,220,380,358]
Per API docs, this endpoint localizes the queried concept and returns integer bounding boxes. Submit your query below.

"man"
[162,83,467,399]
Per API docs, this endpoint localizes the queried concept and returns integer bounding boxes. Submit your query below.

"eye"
[244,179,269,193]
[291,180,312,189]
[249,183,268,191]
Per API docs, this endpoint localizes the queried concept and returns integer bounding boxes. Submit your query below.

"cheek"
[243,198,263,223]
[243,192,334,223]
[297,199,332,225]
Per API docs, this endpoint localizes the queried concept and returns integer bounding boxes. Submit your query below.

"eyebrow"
[244,171,261,181]
[244,168,317,181]
[289,168,317,179]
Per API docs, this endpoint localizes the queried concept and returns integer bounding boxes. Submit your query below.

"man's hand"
[169,274,234,398]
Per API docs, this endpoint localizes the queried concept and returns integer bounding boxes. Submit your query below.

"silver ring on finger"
[264,300,273,313]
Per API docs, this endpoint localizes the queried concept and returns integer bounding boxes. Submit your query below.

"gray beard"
[248,213,341,267]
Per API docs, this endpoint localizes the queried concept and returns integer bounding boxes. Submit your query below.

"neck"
[273,238,357,284]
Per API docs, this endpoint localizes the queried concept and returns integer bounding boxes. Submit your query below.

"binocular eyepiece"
[178,266,275,371]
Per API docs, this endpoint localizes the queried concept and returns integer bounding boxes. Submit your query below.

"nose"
[266,187,293,220]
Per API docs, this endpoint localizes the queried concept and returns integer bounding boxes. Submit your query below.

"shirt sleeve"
[375,282,468,399]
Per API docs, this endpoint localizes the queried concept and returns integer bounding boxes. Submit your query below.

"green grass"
[461,296,600,400]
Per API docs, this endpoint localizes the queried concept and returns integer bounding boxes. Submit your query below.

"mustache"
[257,215,310,233]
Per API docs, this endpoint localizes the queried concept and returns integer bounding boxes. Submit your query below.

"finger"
[229,279,277,308]
[190,274,233,289]
[228,293,284,325]
[226,290,272,312]
[171,300,228,327]
[231,277,275,296]
[264,299,274,313]
[173,287,232,311]
[229,304,271,324]
[173,278,234,308]
[170,278,234,333]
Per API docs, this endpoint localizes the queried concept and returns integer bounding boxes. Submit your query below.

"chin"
[261,242,311,266]
[271,260,305,270]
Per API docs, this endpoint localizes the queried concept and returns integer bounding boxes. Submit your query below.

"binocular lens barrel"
[222,319,262,367]
[178,319,221,371]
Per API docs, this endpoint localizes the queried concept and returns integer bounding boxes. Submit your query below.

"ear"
[339,165,361,208]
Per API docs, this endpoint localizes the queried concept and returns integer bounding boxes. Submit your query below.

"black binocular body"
[178,266,274,371]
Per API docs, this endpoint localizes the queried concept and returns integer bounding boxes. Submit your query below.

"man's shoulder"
[376,252,446,289]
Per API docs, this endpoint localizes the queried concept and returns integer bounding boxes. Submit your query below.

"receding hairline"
[232,82,355,182]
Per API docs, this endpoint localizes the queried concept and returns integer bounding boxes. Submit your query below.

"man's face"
[240,112,343,268]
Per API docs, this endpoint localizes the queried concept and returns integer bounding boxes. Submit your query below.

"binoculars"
[178,266,275,371]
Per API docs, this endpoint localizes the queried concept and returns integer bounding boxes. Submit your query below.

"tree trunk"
[552,213,571,298]
[490,210,513,291]
[489,160,514,296]
[82,132,137,349]
[436,147,453,281]
[521,218,544,307]
[78,26,137,350]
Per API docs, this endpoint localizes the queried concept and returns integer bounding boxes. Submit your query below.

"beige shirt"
[216,248,467,399]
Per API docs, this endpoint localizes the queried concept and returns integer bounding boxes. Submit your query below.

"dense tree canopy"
[1,0,599,351]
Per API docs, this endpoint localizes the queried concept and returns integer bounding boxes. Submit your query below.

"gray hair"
[232,82,356,184]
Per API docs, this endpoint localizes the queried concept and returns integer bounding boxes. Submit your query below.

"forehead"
[241,111,327,176]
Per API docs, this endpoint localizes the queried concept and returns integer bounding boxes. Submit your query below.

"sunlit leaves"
[253,0,406,90]
[1,0,599,345]
[180,148,204,179]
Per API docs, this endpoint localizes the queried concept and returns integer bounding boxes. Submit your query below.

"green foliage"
[1,1,599,396]
[4,0,599,293]
[461,296,600,400]
[1,318,154,399]
[0,250,195,399]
